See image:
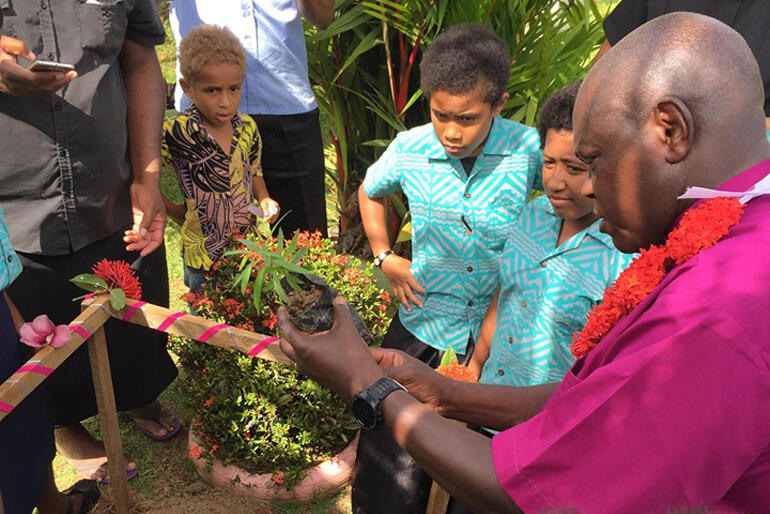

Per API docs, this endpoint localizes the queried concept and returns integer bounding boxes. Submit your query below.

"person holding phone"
[0,0,179,488]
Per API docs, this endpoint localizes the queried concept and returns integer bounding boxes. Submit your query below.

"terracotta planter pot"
[188,427,359,503]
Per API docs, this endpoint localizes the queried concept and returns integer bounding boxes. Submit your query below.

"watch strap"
[352,377,406,430]
[374,249,394,267]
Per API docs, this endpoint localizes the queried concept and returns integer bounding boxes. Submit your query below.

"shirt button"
[467,266,473,272]
[47,53,55,60]
[497,369,505,376]
[54,104,62,111]
[540,261,547,268]
[40,0,47,8]
[521,300,527,308]
[467,300,474,307]
[6,255,13,263]
[507,336,513,343]
[464,193,470,199]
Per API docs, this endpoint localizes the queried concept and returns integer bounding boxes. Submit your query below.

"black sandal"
[63,479,100,514]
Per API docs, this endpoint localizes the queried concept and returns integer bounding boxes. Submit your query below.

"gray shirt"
[0,0,164,255]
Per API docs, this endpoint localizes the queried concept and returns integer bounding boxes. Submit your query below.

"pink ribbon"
[69,325,92,339]
[248,336,279,357]
[0,401,14,414]
[122,300,147,321]
[17,364,54,376]
[198,323,228,343]
[157,312,185,332]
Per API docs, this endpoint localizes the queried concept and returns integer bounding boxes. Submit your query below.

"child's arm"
[252,175,280,224]
[468,290,499,379]
[359,184,425,311]
[163,194,185,226]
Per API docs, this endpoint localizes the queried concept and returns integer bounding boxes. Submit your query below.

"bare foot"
[55,423,136,483]
[131,400,180,440]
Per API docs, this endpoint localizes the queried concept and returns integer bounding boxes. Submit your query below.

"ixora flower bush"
[172,230,395,489]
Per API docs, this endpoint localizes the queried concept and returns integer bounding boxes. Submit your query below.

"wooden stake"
[425,480,451,514]
[87,326,130,514]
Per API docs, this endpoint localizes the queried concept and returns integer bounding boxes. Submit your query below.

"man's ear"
[653,97,693,164]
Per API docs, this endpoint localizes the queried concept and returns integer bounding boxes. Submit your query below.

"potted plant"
[173,230,395,502]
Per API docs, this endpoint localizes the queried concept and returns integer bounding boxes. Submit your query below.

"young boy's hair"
[537,81,582,148]
[179,25,247,83]
[419,23,511,104]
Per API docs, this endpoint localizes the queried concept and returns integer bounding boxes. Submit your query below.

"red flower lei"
[570,197,745,359]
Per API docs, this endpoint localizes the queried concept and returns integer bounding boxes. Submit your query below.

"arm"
[359,184,425,310]
[375,348,556,430]
[468,290,499,378]
[120,38,166,256]
[252,176,280,224]
[297,0,335,30]
[162,195,185,226]
[278,299,521,513]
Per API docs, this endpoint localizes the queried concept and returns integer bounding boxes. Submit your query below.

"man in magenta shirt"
[276,13,770,512]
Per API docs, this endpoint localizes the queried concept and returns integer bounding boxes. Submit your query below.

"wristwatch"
[350,377,407,430]
[373,249,394,267]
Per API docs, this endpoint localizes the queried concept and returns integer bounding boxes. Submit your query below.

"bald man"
[276,13,770,512]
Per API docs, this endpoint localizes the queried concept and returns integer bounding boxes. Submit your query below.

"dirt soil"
[284,283,325,320]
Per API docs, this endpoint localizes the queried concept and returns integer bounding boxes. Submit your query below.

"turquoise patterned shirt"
[0,206,22,292]
[363,117,542,353]
[480,196,634,386]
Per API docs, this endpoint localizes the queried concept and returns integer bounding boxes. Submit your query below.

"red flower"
[272,470,284,485]
[262,312,278,330]
[380,291,391,303]
[378,304,388,312]
[436,362,478,383]
[188,445,202,459]
[204,395,214,407]
[92,259,142,299]
[570,197,743,360]
[209,444,219,455]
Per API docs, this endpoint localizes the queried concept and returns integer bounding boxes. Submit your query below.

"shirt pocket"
[76,0,128,55]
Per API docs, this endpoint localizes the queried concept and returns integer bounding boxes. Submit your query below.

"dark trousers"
[352,313,475,514]
[7,230,178,426]
[251,108,328,238]
[0,294,55,514]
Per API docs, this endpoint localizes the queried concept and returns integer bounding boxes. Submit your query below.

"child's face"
[542,128,596,221]
[429,88,507,159]
[180,62,244,129]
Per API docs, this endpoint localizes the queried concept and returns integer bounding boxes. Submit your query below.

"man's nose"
[444,123,461,141]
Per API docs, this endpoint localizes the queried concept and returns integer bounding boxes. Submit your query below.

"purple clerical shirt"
[492,159,770,513]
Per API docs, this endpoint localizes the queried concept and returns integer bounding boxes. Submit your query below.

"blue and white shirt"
[170,0,317,115]
[480,196,634,386]
[0,207,22,292]
[363,118,542,353]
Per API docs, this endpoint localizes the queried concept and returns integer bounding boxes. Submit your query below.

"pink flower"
[19,315,71,349]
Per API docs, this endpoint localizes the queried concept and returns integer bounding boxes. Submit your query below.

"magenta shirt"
[492,159,770,513]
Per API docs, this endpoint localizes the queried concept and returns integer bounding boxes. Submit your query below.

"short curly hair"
[179,25,247,84]
[419,23,511,104]
[537,81,582,148]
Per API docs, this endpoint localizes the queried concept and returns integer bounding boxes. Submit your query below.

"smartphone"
[28,60,75,73]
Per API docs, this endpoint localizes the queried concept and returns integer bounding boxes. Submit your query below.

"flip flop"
[72,459,139,485]
[63,479,100,513]
[131,401,183,441]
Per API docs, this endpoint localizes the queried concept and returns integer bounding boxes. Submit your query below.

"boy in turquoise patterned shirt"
[469,82,634,388]
[355,23,542,513]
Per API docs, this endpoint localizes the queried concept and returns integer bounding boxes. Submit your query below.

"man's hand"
[381,254,425,311]
[278,297,385,401]
[124,181,166,256]
[0,35,76,96]
[372,348,449,413]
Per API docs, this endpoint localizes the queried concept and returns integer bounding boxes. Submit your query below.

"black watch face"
[351,395,377,430]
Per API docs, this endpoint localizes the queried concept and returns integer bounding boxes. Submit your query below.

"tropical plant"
[305,0,608,242]
[172,231,396,488]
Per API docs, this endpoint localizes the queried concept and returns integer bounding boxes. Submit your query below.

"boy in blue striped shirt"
[355,23,542,513]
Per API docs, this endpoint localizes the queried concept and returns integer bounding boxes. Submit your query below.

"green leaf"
[69,274,109,293]
[109,288,126,311]
[440,348,458,368]
[396,221,412,243]
[272,275,287,303]
[252,268,266,311]
[240,263,254,295]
